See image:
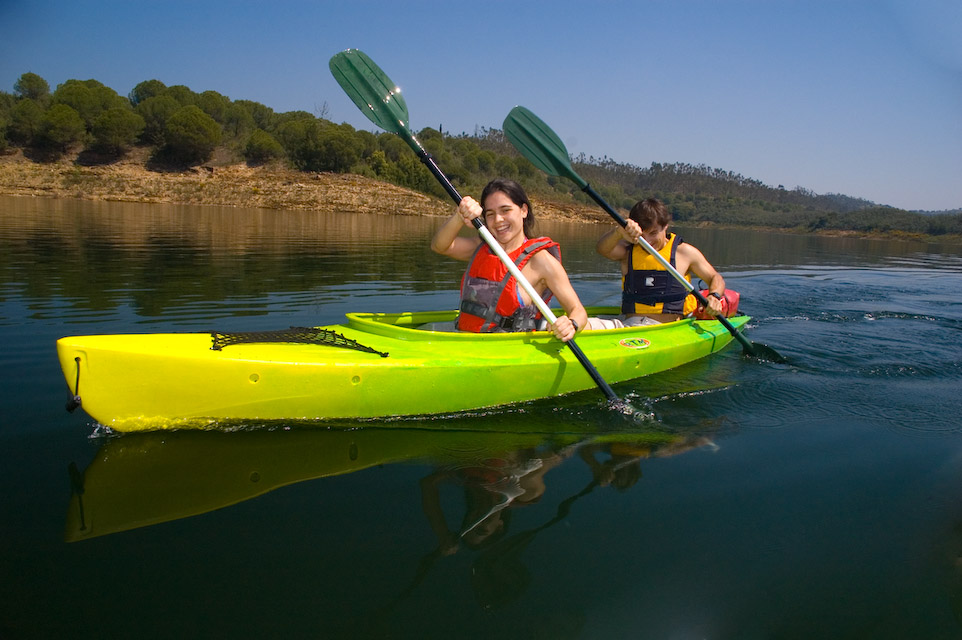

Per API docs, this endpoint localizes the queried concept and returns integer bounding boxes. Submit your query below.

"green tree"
[0,91,17,146]
[135,94,180,144]
[37,103,86,151]
[0,91,14,114]
[377,133,409,161]
[243,128,284,163]
[0,92,12,152]
[278,120,360,172]
[129,79,167,106]
[274,118,316,168]
[90,107,145,154]
[52,80,99,126]
[196,90,230,123]
[222,103,256,141]
[164,85,197,107]
[233,99,274,131]
[272,110,315,131]
[8,98,44,145]
[52,79,127,129]
[163,104,221,163]
[14,72,50,104]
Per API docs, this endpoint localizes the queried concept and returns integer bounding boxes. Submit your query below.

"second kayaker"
[591,197,729,328]
[430,178,588,342]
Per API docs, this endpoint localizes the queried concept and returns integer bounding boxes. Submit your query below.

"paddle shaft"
[329,51,619,398]
[581,184,758,354]
[415,148,619,402]
[503,105,784,363]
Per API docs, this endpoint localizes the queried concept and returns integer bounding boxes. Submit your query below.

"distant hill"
[913,208,962,215]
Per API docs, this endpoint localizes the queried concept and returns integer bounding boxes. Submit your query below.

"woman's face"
[482,190,528,248]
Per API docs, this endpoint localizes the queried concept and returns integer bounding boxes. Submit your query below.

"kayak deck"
[56,307,749,431]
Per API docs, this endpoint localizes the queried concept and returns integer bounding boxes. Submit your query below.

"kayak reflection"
[64,420,717,545]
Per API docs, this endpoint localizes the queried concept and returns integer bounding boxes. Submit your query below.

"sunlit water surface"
[2,196,962,639]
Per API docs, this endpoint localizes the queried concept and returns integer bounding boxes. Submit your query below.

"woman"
[430,178,587,342]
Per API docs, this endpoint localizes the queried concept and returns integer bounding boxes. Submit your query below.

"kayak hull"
[56,307,749,431]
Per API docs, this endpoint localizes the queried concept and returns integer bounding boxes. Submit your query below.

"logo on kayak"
[619,337,650,350]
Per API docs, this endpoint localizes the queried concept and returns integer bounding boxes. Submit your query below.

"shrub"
[8,98,44,145]
[222,103,256,140]
[37,104,86,151]
[135,94,180,145]
[196,90,230,123]
[14,72,50,104]
[129,79,167,106]
[52,79,128,128]
[163,105,221,163]
[244,129,283,163]
[91,107,145,154]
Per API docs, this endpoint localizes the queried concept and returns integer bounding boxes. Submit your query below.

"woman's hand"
[552,315,578,342]
[458,196,482,227]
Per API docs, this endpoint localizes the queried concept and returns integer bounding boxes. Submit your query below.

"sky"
[1,0,960,212]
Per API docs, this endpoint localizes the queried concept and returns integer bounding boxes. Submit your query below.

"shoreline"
[0,149,608,224]
[1,150,957,243]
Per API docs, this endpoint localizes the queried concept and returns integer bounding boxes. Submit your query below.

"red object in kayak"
[694,289,740,319]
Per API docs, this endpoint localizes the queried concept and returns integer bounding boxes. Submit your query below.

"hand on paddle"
[457,196,483,226]
[619,218,643,245]
[551,315,579,342]
[699,294,725,317]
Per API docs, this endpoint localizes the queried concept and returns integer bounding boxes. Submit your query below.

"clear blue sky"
[2,0,959,211]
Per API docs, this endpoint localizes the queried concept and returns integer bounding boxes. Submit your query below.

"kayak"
[56,306,749,432]
[65,424,707,541]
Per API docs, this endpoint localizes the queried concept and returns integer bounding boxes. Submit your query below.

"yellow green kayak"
[56,306,749,432]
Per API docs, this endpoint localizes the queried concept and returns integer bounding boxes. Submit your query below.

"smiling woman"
[430,177,588,343]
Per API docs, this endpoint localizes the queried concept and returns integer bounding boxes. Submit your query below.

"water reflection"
[5,196,960,325]
[65,422,716,544]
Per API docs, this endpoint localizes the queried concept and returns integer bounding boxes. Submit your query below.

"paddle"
[503,106,786,363]
[328,50,621,402]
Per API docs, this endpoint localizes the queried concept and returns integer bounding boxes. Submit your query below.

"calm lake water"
[3,195,962,639]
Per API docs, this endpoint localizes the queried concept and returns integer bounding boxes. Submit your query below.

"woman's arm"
[531,252,588,342]
[430,197,482,261]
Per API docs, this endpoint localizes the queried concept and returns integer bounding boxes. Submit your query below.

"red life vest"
[457,237,561,332]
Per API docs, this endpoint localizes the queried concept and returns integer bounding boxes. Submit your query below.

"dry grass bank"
[0,148,606,223]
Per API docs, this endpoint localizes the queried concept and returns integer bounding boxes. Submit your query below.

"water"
[3,195,962,639]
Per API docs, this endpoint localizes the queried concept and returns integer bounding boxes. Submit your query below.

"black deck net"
[210,326,389,357]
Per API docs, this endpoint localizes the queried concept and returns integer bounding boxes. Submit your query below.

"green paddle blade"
[329,49,410,135]
[503,106,588,190]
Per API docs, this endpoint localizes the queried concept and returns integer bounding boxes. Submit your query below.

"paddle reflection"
[378,426,721,615]
[420,440,578,555]
[64,422,715,545]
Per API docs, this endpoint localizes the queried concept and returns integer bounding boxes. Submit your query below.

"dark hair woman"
[430,178,587,340]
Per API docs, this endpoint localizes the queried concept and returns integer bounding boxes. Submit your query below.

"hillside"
[3,72,960,239]
[0,148,605,223]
